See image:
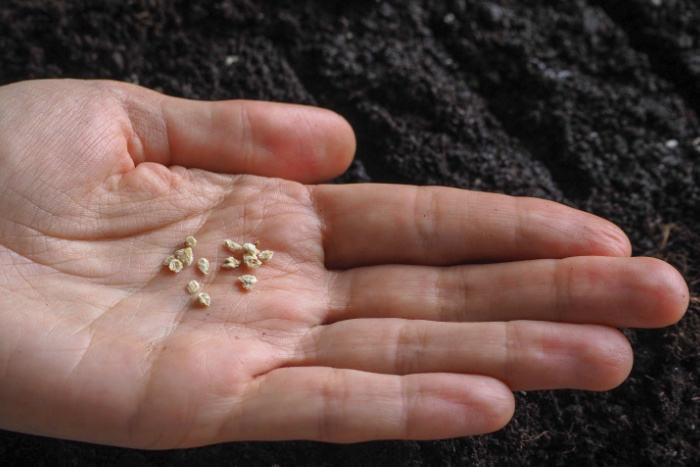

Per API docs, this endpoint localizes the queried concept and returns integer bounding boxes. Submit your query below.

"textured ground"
[1,0,699,465]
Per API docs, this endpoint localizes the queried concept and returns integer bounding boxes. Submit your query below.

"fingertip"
[300,106,356,182]
[474,378,516,433]
[323,109,357,178]
[611,256,691,329]
[640,257,691,327]
[585,327,634,391]
[595,222,632,258]
[245,102,356,183]
[572,211,631,258]
[426,376,515,437]
[518,197,632,260]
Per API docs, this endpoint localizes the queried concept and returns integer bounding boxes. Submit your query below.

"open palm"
[0,80,688,448]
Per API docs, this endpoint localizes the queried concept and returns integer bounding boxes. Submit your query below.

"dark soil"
[1,0,699,465]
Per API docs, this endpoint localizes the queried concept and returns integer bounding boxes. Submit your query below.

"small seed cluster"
[163,235,273,307]
[222,239,273,290]
[163,235,212,306]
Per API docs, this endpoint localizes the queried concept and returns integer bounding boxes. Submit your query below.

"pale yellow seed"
[197,292,211,306]
[163,254,176,266]
[239,275,258,290]
[168,258,183,273]
[175,247,193,266]
[185,236,197,248]
[258,250,273,262]
[224,240,242,252]
[197,258,210,274]
[222,257,241,269]
[243,242,259,256]
[186,280,200,294]
[243,254,262,269]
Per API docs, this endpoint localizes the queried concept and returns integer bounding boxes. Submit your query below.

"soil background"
[1,0,699,465]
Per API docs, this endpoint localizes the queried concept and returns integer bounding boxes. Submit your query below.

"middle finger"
[325,256,687,328]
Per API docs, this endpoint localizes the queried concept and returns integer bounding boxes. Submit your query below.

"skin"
[0,79,689,449]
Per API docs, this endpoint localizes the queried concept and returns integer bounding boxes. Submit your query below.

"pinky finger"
[235,368,515,442]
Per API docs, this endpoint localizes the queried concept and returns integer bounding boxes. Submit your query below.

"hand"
[0,79,688,448]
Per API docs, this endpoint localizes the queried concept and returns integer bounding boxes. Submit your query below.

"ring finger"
[297,319,633,391]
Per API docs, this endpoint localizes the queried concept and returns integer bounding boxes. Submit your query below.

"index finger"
[313,184,631,268]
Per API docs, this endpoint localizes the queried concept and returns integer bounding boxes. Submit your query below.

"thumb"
[101,80,356,183]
